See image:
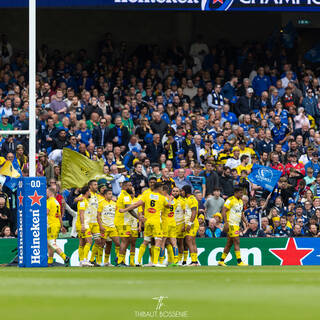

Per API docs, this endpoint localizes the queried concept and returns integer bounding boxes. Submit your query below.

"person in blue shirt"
[221,104,237,125]
[75,120,92,146]
[221,76,238,103]
[213,134,225,152]
[240,114,253,137]
[244,198,261,226]
[252,67,271,97]
[66,135,79,152]
[274,216,292,237]
[302,89,320,122]
[271,115,290,145]
[205,218,221,238]
[188,164,206,198]
[305,152,320,178]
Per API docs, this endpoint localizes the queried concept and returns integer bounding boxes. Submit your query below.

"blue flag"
[4,158,23,191]
[248,164,282,192]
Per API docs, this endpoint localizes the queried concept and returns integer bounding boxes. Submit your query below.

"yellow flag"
[61,148,105,190]
[0,160,21,178]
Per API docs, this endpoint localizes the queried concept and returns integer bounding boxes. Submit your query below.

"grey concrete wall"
[0,9,283,57]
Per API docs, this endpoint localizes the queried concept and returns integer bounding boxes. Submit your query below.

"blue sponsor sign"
[248,164,282,192]
[17,177,47,268]
[1,0,320,11]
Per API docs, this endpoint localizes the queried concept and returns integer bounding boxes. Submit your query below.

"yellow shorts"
[116,224,131,237]
[176,223,185,238]
[185,220,199,237]
[89,223,100,235]
[101,226,118,239]
[161,221,169,237]
[76,225,92,239]
[144,220,162,238]
[167,224,177,238]
[162,221,176,238]
[131,229,139,237]
[47,225,60,240]
[228,225,240,238]
[131,219,139,237]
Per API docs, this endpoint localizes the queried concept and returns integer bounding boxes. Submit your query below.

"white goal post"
[0,0,36,177]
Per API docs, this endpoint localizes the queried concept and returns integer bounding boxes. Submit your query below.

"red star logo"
[270,238,313,266]
[28,191,43,206]
[213,0,224,3]
[18,192,23,206]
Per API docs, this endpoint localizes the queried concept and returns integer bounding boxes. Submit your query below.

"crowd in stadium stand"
[1,32,320,239]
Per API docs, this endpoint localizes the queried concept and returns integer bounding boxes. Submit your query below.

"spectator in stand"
[252,67,271,97]
[243,219,265,237]
[0,197,11,232]
[108,116,131,149]
[1,225,13,238]
[205,218,221,238]
[274,216,292,237]
[207,84,224,111]
[173,168,192,190]
[234,88,255,116]
[204,187,224,224]
[222,76,238,104]
[146,133,163,164]
[302,89,320,126]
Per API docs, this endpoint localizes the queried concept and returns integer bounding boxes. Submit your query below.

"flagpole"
[29,0,36,177]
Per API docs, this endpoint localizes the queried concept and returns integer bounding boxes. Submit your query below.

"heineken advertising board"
[1,0,320,11]
[1,238,320,266]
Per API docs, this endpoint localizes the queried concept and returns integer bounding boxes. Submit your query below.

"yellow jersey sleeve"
[224,197,233,210]
[140,192,147,204]
[78,200,86,211]
[47,199,52,213]
[187,196,198,210]
[123,195,131,205]
[98,199,105,213]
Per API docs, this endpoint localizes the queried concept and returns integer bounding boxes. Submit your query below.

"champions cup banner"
[17,177,47,268]
[1,0,320,11]
[1,238,320,266]
[248,164,282,192]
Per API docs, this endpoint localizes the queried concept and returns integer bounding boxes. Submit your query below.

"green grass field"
[0,266,319,320]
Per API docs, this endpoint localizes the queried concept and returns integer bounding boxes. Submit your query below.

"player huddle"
[46,177,248,267]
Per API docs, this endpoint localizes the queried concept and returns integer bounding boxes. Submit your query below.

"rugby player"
[97,188,120,266]
[120,182,166,267]
[160,185,179,266]
[182,185,199,266]
[87,180,102,265]
[76,186,93,266]
[173,187,186,264]
[47,187,69,266]
[114,181,139,266]
[218,186,248,266]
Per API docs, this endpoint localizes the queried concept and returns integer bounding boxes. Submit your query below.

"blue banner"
[17,177,47,268]
[248,164,282,192]
[4,158,22,191]
[1,0,320,11]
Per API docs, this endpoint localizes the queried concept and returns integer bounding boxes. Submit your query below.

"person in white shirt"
[207,84,224,110]
[294,107,310,130]
[0,99,13,118]
[225,148,241,169]
[281,71,295,88]
[189,35,209,63]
